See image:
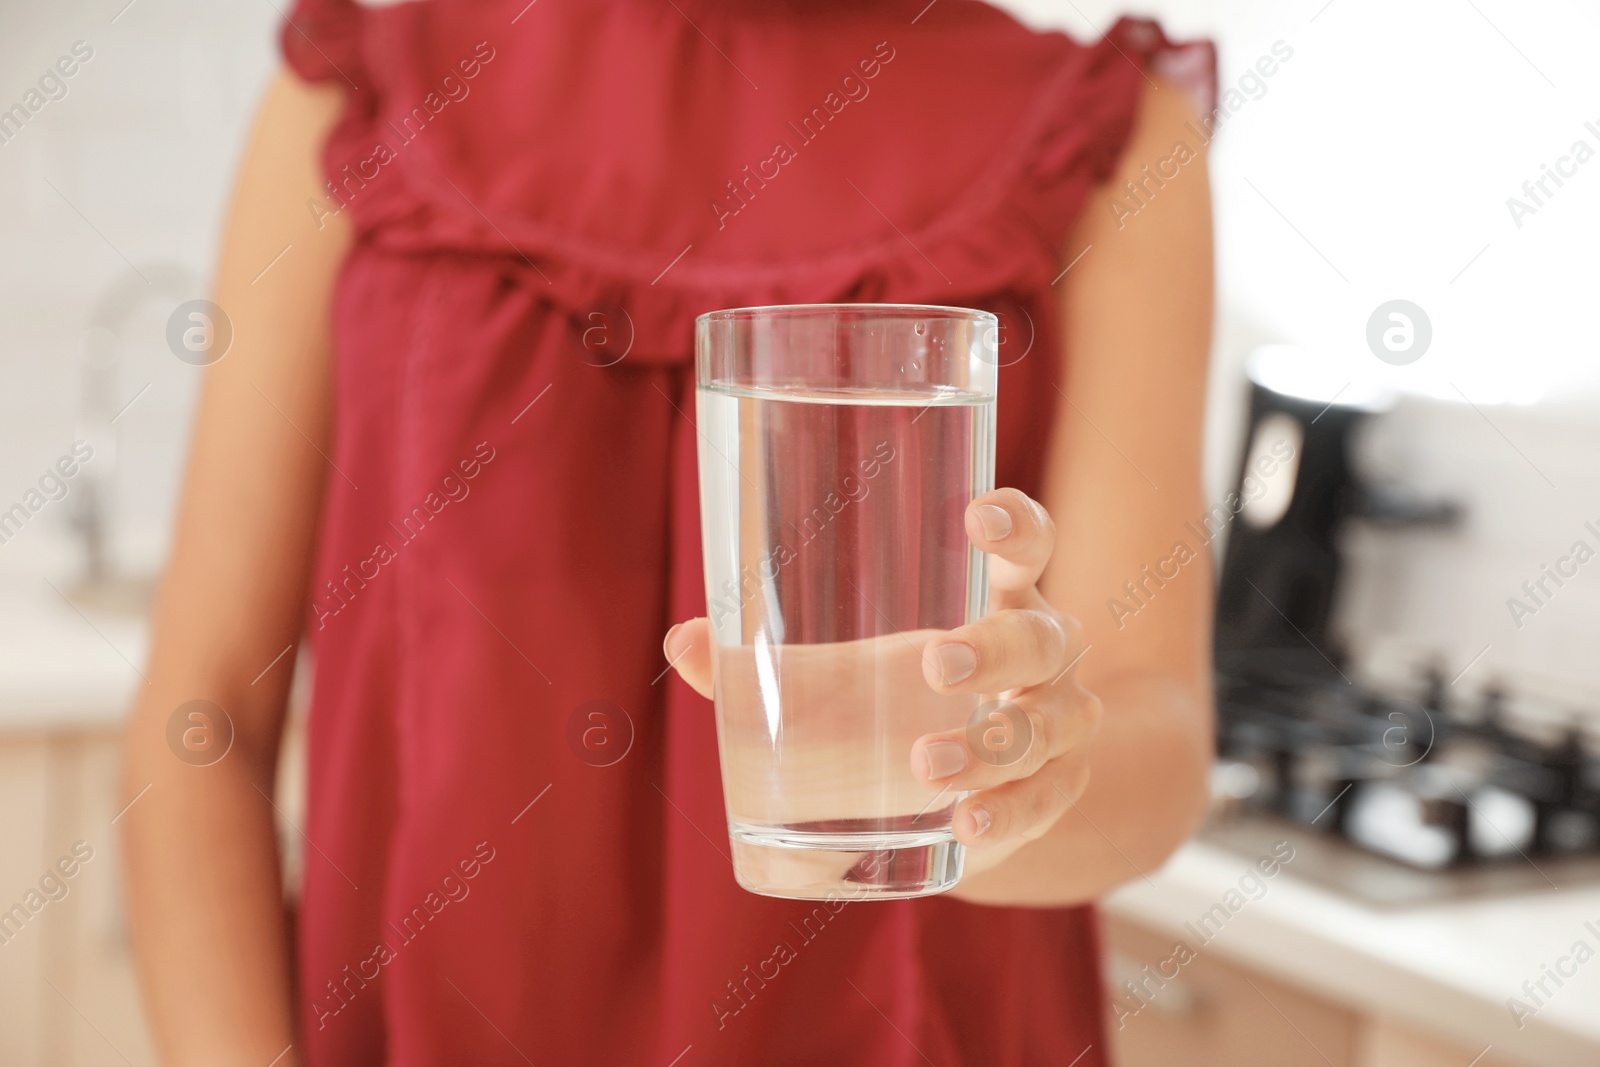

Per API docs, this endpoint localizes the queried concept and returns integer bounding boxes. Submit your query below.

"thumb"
[663,618,713,699]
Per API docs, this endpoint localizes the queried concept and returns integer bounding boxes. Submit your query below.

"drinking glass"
[694,304,998,900]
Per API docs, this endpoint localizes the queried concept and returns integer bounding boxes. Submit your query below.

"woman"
[121,1,1216,1064]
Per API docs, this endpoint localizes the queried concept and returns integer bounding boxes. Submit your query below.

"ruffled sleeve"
[280,0,392,237]
[1011,17,1217,251]
[1087,17,1217,182]
[823,15,1215,321]
[280,0,367,91]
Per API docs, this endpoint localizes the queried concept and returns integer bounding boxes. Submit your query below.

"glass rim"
[696,302,997,326]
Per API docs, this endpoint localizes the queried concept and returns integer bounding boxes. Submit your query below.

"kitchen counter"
[1104,821,1600,1067]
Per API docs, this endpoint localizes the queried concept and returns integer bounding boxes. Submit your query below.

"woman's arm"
[120,68,350,1067]
[951,77,1215,905]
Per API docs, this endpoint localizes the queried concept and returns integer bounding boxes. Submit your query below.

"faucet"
[71,264,194,590]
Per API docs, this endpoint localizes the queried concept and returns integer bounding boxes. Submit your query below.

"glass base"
[728,824,964,900]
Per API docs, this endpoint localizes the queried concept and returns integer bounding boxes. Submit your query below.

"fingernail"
[976,504,1013,541]
[933,643,977,685]
[970,806,992,836]
[663,622,684,654]
[922,741,968,780]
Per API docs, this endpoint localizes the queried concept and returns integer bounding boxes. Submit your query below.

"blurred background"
[1,0,1597,1064]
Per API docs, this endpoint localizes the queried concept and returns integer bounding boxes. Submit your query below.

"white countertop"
[0,577,147,733]
[1104,832,1600,1066]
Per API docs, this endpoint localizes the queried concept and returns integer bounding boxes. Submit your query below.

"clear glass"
[694,304,998,900]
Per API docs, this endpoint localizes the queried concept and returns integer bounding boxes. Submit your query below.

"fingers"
[663,618,713,698]
[922,608,1085,695]
[953,751,1091,848]
[919,486,1087,848]
[966,488,1055,605]
[912,682,1102,791]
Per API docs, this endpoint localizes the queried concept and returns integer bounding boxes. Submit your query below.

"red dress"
[281,2,1212,1063]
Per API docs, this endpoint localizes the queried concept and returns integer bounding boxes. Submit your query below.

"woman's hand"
[903,488,1100,876]
[663,487,1101,884]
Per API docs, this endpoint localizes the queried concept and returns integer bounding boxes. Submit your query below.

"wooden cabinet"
[1102,915,1524,1067]
[1103,912,1359,1067]
[0,738,52,1065]
[0,731,157,1067]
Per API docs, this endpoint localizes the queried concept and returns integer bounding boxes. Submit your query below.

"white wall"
[0,1,278,579]
[997,0,1600,711]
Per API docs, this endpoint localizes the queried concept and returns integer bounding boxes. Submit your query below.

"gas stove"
[1208,649,1600,905]
[1202,357,1600,903]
